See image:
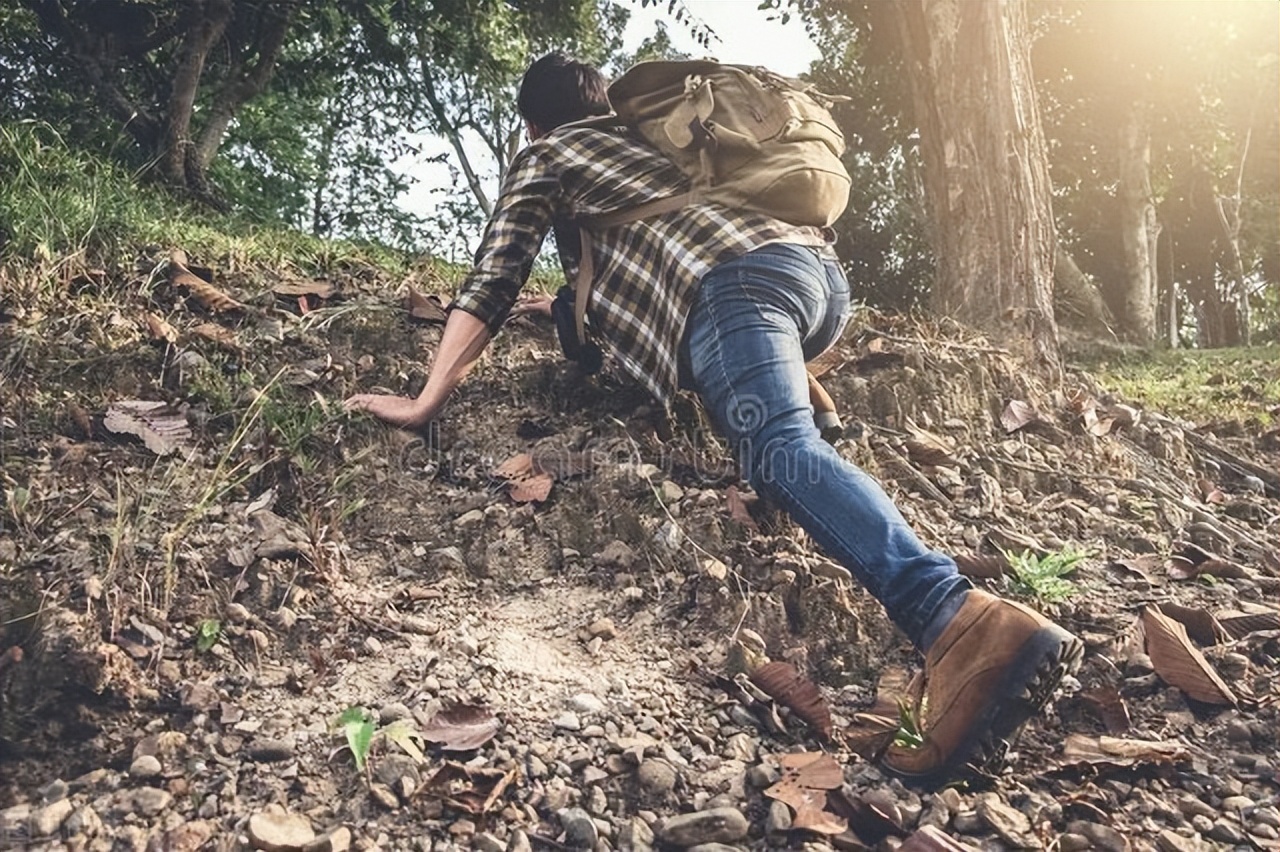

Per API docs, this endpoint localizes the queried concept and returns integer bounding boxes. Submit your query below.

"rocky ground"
[0,253,1277,852]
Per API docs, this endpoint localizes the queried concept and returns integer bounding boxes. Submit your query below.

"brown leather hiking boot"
[883,590,1083,787]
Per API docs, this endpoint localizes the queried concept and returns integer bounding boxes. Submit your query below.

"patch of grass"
[1003,546,1088,603]
[1085,347,1280,426]
[893,696,926,749]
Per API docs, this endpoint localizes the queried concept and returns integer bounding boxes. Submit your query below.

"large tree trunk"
[894,0,1061,374]
[160,0,233,188]
[1116,106,1161,343]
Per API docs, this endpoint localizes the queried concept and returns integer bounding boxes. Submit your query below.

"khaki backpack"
[567,60,852,350]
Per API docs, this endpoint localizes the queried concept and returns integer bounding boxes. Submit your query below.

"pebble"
[249,737,296,762]
[1221,795,1254,811]
[29,798,73,837]
[38,778,68,804]
[1254,807,1280,829]
[637,760,678,798]
[560,807,599,849]
[1253,824,1280,840]
[658,807,749,847]
[132,786,173,817]
[248,810,317,852]
[1190,814,1213,834]
[766,798,792,833]
[554,711,582,731]
[472,833,505,852]
[586,618,618,640]
[568,693,605,715]
[129,754,163,779]
[164,820,216,852]
[380,702,412,724]
[1207,820,1247,844]
[1157,830,1208,852]
[1057,834,1091,852]
[618,817,655,851]
[64,804,103,838]
[507,829,534,852]
[1066,820,1127,852]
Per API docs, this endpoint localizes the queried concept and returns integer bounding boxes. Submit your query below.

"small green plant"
[1003,546,1089,603]
[332,706,425,772]
[893,696,926,749]
[194,619,222,652]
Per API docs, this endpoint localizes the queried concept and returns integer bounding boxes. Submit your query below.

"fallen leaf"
[1105,555,1161,587]
[764,751,845,816]
[792,803,850,835]
[1078,686,1131,734]
[492,453,553,503]
[1000,399,1039,433]
[1156,603,1228,646]
[142,312,178,343]
[842,713,900,762]
[405,287,448,323]
[417,704,499,751]
[170,251,243,313]
[103,400,192,456]
[273,279,337,299]
[189,322,241,349]
[1142,606,1237,706]
[380,719,426,763]
[903,441,955,468]
[1216,609,1280,640]
[420,762,515,814]
[826,787,907,843]
[953,552,1007,579]
[749,661,833,739]
[1059,733,1189,768]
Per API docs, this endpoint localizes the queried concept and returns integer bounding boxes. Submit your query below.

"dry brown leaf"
[843,713,900,762]
[903,440,956,468]
[1167,551,1249,581]
[792,803,850,835]
[492,453,553,503]
[417,704,499,751]
[143,312,178,343]
[103,400,192,456]
[170,252,243,313]
[420,762,514,814]
[1197,477,1226,504]
[529,448,595,479]
[1142,606,1237,706]
[405,287,448,323]
[1000,399,1039,433]
[189,322,241,349]
[953,552,1007,579]
[1060,733,1188,768]
[1078,686,1131,734]
[750,662,833,739]
[765,752,845,816]
[1216,609,1280,640]
[1105,555,1162,586]
[272,279,337,299]
[1157,603,1228,646]
[826,787,907,843]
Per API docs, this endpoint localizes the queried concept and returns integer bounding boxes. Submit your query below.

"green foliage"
[893,696,925,750]
[334,706,376,771]
[1086,347,1280,426]
[1003,547,1088,603]
[194,619,222,653]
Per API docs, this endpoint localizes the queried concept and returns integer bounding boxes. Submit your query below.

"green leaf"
[335,706,375,771]
[194,619,221,652]
[379,719,426,763]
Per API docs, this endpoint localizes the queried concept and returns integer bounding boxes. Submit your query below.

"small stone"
[1190,814,1213,834]
[637,760,677,798]
[1057,834,1092,852]
[38,778,69,804]
[226,602,252,623]
[302,826,352,852]
[977,794,1038,848]
[1207,821,1247,844]
[29,799,73,837]
[380,702,412,724]
[248,810,317,852]
[1225,720,1254,743]
[368,783,399,810]
[586,618,618,640]
[363,635,383,655]
[766,799,792,833]
[472,833,505,852]
[1253,807,1280,829]
[132,787,173,817]
[1178,797,1216,820]
[554,711,582,731]
[455,635,480,657]
[1157,829,1208,852]
[658,807,749,847]
[560,807,599,849]
[1221,795,1254,812]
[507,829,534,852]
[568,693,605,715]
[746,762,781,789]
[249,737,296,762]
[164,820,216,852]
[1066,821,1127,852]
[275,606,298,631]
[129,754,163,779]
[64,804,103,838]
[953,810,984,834]
[659,480,685,503]
[1253,824,1280,840]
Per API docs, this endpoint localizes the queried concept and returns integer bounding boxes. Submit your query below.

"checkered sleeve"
[450,147,558,332]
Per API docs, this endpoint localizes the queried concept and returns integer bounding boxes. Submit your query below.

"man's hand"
[343,394,435,431]
[509,293,554,319]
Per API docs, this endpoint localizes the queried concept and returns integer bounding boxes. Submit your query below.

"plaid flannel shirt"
[451,124,828,403]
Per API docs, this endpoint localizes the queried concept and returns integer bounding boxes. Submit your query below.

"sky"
[393,0,820,236]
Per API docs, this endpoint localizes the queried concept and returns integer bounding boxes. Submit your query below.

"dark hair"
[517,53,610,131]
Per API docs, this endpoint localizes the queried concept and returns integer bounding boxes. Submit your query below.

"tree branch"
[415,32,493,217]
[160,0,233,185]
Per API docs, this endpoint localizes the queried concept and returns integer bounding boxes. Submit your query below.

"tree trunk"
[160,0,233,188]
[1054,246,1116,340]
[1116,105,1161,343]
[894,0,1061,373]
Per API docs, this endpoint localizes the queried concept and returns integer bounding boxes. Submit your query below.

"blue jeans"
[681,243,968,647]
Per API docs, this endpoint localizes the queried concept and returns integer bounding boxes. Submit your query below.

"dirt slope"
[0,255,1277,852]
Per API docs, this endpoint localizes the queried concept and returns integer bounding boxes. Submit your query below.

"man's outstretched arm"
[344,308,492,430]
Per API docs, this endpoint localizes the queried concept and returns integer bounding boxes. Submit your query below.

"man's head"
[517,53,610,139]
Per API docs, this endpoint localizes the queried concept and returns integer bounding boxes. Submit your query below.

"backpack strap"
[571,191,700,348]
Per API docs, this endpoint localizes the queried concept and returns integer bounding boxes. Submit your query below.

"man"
[345,53,1082,786]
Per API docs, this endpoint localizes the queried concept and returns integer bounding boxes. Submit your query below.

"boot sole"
[887,624,1084,788]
